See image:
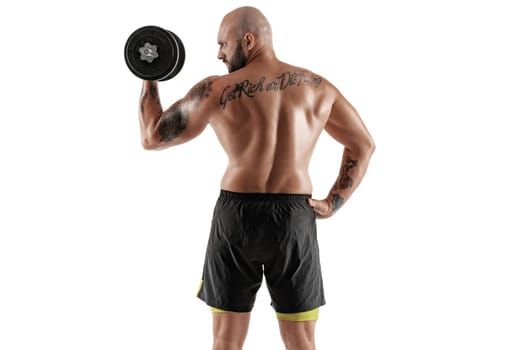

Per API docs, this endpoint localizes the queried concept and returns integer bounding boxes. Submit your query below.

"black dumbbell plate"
[160,31,186,81]
[124,26,178,81]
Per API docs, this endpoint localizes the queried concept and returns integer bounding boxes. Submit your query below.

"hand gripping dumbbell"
[124,25,185,81]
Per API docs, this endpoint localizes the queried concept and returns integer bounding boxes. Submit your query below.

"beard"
[227,39,248,73]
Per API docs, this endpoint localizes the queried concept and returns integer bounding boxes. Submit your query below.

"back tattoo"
[219,70,322,109]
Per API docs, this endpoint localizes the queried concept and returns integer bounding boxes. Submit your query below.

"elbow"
[140,127,164,150]
[367,137,376,156]
[353,136,376,159]
[142,142,155,151]
[141,136,160,151]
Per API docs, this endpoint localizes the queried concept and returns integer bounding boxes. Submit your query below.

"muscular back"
[140,7,374,215]
[206,61,336,194]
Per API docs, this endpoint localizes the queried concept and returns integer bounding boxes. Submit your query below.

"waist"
[220,167,313,194]
[219,189,311,202]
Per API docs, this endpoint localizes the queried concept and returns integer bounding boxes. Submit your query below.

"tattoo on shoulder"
[158,101,189,142]
[219,70,322,109]
[190,79,212,100]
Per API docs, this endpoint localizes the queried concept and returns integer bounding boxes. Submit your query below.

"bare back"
[139,5,374,217]
[207,61,336,194]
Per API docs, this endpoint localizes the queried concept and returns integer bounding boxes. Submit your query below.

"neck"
[247,46,277,65]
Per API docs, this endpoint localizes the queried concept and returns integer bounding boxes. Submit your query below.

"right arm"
[139,77,218,150]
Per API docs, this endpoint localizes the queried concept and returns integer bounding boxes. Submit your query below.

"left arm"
[139,77,217,150]
[308,94,376,218]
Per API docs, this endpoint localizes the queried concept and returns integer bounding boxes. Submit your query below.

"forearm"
[327,145,374,214]
[139,80,163,149]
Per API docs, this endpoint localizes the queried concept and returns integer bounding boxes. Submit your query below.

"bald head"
[217,6,275,72]
[221,6,273,46]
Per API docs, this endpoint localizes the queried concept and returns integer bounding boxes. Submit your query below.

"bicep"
[157,77,218,146]
[157,99,197,144]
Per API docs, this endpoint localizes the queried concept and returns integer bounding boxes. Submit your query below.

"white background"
[1,0,524,349]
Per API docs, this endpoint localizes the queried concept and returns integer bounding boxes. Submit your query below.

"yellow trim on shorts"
[210,306,231,313]
[196,280,203,297]
[276,308,320,321]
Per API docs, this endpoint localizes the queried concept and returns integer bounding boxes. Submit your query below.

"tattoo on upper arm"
[158,101,189,142]
[156,79,212,143]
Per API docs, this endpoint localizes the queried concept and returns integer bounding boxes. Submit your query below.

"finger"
[308,198,324,212]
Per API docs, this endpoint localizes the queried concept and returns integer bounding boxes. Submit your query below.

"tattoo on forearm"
[331,194,344,213]
[328,155,358,213]
[220,70,322,109]
[158,102,189,142]
[139,84,162,115]
[339,157,359,189]
[150,85,159,99]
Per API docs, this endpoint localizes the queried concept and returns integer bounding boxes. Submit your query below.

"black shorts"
[197,190,325,313]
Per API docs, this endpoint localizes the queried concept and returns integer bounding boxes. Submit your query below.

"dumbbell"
[124,25,185,81]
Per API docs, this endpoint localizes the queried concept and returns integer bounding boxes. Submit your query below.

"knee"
[213,338,243,350]
[279,323,316,350]
[281,333,315,350]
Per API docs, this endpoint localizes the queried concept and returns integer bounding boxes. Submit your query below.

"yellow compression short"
[210,307,320,322]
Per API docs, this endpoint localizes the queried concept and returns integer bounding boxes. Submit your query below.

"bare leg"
[278,320,316,350]
[212,311,251,350]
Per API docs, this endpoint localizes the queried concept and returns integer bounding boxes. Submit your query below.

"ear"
[244,33,255,50]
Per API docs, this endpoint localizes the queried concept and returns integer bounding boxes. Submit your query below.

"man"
[139,6,375,350]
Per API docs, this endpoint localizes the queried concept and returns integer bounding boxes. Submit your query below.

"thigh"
[212,311,251,348]
[198,198,264,311]
[264,204,325,313]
